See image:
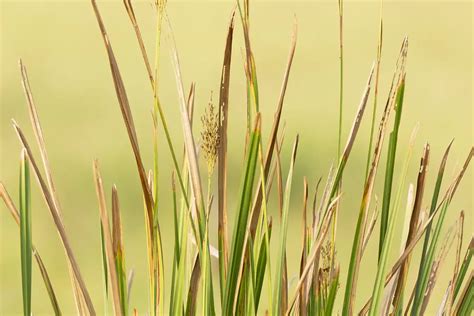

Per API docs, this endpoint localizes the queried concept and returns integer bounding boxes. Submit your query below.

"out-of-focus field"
[1,1,472,314]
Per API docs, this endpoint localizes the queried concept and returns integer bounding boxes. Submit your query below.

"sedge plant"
[1,1,472,315]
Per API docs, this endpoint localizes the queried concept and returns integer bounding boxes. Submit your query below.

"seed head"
[201,92,221,174]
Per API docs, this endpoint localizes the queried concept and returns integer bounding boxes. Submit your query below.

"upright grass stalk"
[217,11,235,304]
[19,149,32,316]
[224,116,261,315]
[365,0,384,181]
[273,136,299,316]
[411,148,473,315]
[237,0,259,134]
[18,60,94,314]
[453,237,473,301]
[368,124,418,316]
[379,53,408,259]
[93,161,123,316]
[248,19,297,241]
[1,183,61,315]
[4,2,473,315]
[112,186,128,315]
[342,44,406,313]
[391,143,430,312]
[337,0,344,159]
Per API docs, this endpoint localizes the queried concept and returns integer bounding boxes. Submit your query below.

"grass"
[1,0,472,315]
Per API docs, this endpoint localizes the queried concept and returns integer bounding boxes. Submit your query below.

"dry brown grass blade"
[19,60,88,313]
[186,254,201,316]
[123,0,154,88]
[340,62,384,315]
[359,178,470,315]
[217,9,235,280]
[12,121,95,315]
[166,15,205,222]
[93,160,123,316]
[0,182,61,314]
[392,143,430,310]
[18,60,61,215]
[91,0,154,234]
[286,194,342,315]
[249,21,297,238]
[112,185,124,259]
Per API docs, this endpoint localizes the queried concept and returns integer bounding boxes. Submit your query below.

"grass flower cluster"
[1,0,472,315]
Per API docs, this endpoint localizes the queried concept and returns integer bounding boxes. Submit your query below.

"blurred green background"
[1,0,472,314]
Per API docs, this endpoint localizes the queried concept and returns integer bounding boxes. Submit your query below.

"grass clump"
[1,0,472,315]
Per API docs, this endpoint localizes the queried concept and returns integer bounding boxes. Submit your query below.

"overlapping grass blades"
[273,136,299,315]
[1,1,472,315]
[224,115,261,315]
[0,183,61,315]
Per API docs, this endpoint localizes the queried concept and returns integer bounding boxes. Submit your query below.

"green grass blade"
[454,274,473,315]
[337,0,344,159]
[412,148,473,315]
[273,136,299,316]
[325,266,339,316]
[1,183,61,315]
[368,124,418,316]
[379,74,407,259]
[453,238,473,300]
[254,220,272,310]
[19,150,32,316]
[412,140,452,302]
[364,0,383,181]
[224,116,261,315]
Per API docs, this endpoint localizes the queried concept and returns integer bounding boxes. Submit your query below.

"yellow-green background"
[1,0,472,314]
